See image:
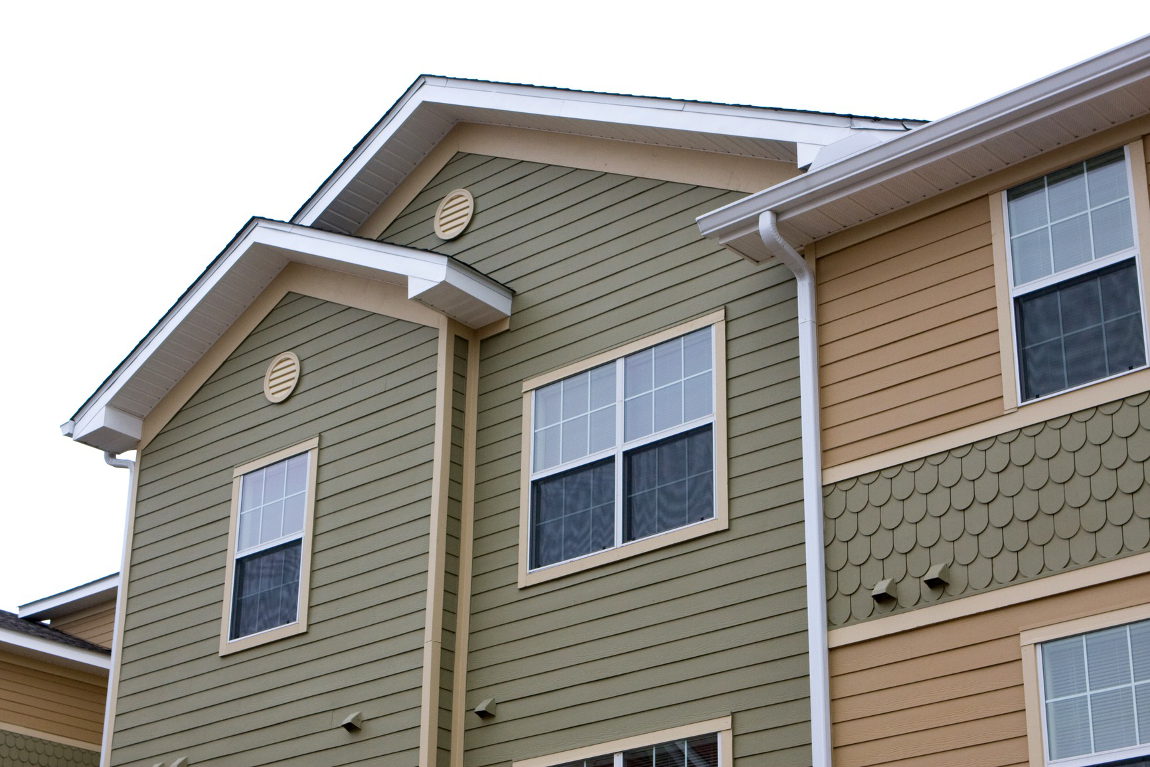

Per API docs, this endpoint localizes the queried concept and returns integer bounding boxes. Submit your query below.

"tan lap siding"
[0,650,105,747]
[382,154,813,766]
[817,198,1002,469]
[111,294,439,767]
[51,602,116,648]
[829,572,1150,767]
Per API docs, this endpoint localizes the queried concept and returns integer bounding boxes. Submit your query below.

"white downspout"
[100,450,136,767]
[757,211,832,767]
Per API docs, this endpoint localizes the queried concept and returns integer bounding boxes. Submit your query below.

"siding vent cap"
[340,711,364,732]
[924,563,950,588]
[871,579,897,602]
[474,697,497,719]
[434,188,475,240]
[263,351,301,403]
[171,759,190,767]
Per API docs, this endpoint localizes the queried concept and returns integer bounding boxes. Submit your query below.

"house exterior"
[63,78,919,767]
[61,34,1150,767]
[699,33,1150,767]
[1,575,118,766]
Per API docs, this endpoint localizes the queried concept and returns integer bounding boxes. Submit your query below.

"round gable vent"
[434,189,475,240]
[263,352,301,403]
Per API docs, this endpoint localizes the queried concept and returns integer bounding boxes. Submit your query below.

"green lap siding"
[0,729,98,767]
[111,294,440,767]
[383,154,811,766]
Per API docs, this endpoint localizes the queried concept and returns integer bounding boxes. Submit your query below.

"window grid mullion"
[1083,635,1097,755]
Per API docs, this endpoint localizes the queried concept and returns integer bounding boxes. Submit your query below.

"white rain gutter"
[100,451,135,767]
[756,210,832,767]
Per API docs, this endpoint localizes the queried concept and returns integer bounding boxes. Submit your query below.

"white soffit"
[293,77,920,235]
[18,574,120,621]
[66,220,512,454]
[697,34,1150,262]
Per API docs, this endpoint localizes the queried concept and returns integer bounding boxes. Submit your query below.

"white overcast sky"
[1,1,1147,612]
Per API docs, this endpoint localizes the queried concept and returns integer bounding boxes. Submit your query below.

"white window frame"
[1021,603,1150,767]
[219,436,319,655]
[511,716,732,767]
[1002,145,1149,405]
[517,310,729,587]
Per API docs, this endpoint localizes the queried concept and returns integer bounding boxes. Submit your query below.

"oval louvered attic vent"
[433,188,475,240]
[263,352,301,403]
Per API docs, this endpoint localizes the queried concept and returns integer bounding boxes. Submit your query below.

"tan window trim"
[990,139,1150,421]
[219,436,320,656]
[1020,603,1150,767]
[511,715,733,767]
[517,310,729,588]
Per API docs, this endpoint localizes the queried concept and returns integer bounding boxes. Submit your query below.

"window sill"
[518,515,728,588]
[219,619,307,656]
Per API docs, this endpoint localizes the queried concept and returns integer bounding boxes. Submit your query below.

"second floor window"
[230,451,311,640]
[1006,148,1146,402]
[529,327,716,570]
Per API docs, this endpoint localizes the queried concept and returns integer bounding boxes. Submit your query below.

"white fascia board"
[69,220,511,453]
[0,627,110,673]
[697,34,1150,247]
[18,574,119,621]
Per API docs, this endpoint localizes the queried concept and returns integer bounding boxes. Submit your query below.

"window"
[553,733,718,767]
[1005,148,1147,402]
[519,312,728,585]
[220,437,318,654]
[1022,606,1150,767]
[512,717,731,767]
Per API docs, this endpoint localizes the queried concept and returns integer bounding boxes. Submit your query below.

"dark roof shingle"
[0,609,110,653]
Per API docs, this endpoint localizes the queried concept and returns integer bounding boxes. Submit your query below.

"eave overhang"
[697,35,1150,262]
[0,625,111,674]
[293,76,920,235]
[65,219,512,454]
[18,574,119,622]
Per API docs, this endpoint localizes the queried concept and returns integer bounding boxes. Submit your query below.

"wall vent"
[263,352,301,403]
[434,189,475,240]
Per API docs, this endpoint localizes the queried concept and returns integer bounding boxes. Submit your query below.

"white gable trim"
[294,77,916,233]
[66,219,512,454]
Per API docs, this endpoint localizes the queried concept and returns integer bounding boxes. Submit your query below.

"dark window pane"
[621,735,718,767]
[624,425,714,542]
[1101,264,1144,320]
[654,741,685,767]
[684,734,719,767]
[530,459,614,568]
[1017,259,1144,400]
[1064,326,1107,388]
[231,541,301,639]
[1059,278,1102,334]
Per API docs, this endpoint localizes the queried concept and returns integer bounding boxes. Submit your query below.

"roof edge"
[698,34,1150,248]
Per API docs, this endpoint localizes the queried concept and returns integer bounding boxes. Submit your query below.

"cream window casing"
[511,716,732,767]
[1022,603,1150,767]
[994,142,1150,411]
[220,436,319,655]
[518,311,729,587]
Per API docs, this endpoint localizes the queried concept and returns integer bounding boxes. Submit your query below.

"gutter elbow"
[104,451,135,470]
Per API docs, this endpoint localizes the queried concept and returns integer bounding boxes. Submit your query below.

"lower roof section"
[65,219,512,455]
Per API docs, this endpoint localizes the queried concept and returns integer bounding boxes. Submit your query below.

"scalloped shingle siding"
[824,393,1150,627]
[0,729,97,767]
